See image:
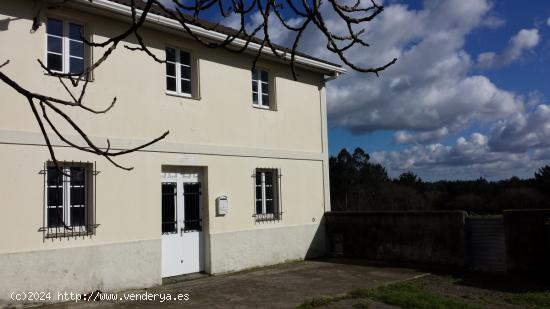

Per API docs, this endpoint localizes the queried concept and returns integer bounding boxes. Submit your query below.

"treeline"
[330,148,550,213]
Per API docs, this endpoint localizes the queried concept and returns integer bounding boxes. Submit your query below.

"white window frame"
[46,165,88,231]
[252,68,270,109]
[255,169,277,217]
[165,46,192,98]
[45,17,85,75]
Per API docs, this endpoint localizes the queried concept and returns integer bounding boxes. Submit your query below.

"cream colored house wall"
[0,0,332,302]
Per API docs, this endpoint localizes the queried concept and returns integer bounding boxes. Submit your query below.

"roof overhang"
[69,0,346,77]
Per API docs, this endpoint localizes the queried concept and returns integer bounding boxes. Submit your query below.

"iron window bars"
[38,162,99,240]
[161,182,202,234]
[183,183,202,232]
[161,182,178,234]
[253,168,282,222]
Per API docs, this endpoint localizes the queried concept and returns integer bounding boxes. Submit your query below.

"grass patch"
[352,302,370,308]
[347,281,482,309]
[297,280,483,309]
[507,291,550,308]
[296,297,335,309]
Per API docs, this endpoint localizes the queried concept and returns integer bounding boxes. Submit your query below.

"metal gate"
[467,216,506,272]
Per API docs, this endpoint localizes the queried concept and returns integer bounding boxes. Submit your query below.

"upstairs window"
[46,18,85,74]
[166,47,192,97]
[252,69,270,109]
[39,162,99,239]
[254,169,282,222]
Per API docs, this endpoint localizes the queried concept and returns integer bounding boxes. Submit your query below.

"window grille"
[252,168,282,222]
[38,161,99,240]
[183,183,202,231]
[161,182,177,234]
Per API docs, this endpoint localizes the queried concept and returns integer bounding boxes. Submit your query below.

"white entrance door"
[161,172,204,277]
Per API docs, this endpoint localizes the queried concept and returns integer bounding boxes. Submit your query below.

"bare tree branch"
[0,0,396,171]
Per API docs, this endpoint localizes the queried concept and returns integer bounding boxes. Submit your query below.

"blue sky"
[321,0,550,180]
[163,0,550,180]
[330,0,550,159]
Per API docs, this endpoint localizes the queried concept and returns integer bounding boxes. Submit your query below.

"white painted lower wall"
[209,223,326,274]
[0,239,161,305]
[0,141,330,303]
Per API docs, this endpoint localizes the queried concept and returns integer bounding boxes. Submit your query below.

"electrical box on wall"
[216,196,229,216]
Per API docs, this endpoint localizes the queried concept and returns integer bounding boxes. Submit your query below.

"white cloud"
[287,0,548,179]
[372,133,543,180]
[481,15,506,29]
[477,29,540,68]
[488,105,550,153]
[317,0,523,137]
[547,16,550,26]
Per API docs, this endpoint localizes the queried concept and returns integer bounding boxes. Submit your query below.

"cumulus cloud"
[488,105,550,153]
[372,133,542,180]
[316,0,523,138]
[477,29,540,68]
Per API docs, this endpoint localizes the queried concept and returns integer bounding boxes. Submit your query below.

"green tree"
[397,171,422,186]
[535,165,550,196]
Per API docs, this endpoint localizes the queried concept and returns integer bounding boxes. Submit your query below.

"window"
[46,18,85,74]
[166,47,192,96]
[254,169,281,221]
[40,162,98,239]
[252,68,270,109]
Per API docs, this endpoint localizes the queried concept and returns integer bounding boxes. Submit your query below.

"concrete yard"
[38,259,425,309]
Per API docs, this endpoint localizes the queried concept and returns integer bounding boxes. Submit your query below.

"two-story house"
[0,0,344,300]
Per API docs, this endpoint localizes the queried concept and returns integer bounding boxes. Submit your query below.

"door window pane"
[161,183,177,234]
[183,183,201,231]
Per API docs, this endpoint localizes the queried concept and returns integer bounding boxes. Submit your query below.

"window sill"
[44,72,94,83]
[252,104,276,111]
[166,91,200,100]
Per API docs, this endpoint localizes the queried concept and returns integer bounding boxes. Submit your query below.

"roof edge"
[73,0,347,75]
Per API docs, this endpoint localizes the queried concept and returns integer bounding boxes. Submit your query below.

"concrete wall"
[0,240,161,300]
[503,209,550,273]
[0,0,331,301]
[325,211,468,266]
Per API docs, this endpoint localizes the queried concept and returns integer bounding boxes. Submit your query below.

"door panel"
[161,172,204,278]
